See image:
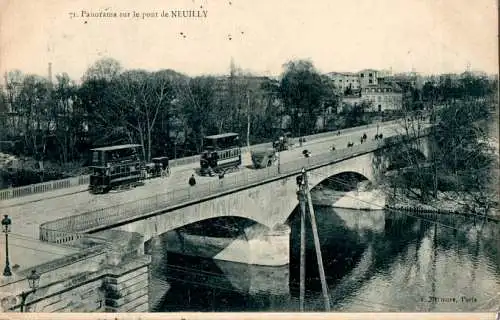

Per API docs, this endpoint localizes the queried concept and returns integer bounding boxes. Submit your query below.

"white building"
[361,84,403,112]
[325,72,361,92]
[328,68,404,113]
[358,69,381,88]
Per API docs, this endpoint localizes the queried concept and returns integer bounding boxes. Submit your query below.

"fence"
[41,129,429,244]
[0,175,90,201]
[3,119,404,202]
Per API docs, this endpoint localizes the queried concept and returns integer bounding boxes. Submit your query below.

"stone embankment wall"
[1,231,151,313]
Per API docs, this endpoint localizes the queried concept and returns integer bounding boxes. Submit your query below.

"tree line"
[0,57,496,177]
[381,77,498,215]
[0,58,344,169]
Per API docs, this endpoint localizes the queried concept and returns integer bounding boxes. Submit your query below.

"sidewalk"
[0,235,79,275]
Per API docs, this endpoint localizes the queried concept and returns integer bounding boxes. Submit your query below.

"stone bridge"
[40,133,431,267]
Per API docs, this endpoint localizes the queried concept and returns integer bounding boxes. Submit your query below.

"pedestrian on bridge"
[189,174,196,187]
[218,172,225,187]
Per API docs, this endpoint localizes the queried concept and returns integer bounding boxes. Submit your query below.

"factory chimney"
[48,62,53,85]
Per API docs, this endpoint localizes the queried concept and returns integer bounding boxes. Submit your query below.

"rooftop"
[364,82,403,92]
[326,71,357,76]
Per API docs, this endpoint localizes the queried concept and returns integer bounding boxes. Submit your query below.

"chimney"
[48,62,53,84]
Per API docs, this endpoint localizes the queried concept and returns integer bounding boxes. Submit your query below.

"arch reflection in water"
[147,205,499,312]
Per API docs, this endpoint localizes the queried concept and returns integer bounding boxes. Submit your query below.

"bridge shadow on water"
[147,202,500,312]
[287,205,432,309]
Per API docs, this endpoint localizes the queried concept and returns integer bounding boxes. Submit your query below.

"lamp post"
[2,215,12,277]
[19,269,41,312]
[277,150,281,174]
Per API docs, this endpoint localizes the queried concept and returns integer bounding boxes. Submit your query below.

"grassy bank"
[384,185,499,221]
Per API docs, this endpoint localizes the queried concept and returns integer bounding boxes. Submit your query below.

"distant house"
[338,82,402,113]
[358,69,381,88]
[361,83,403,112]
[325,72,361,93]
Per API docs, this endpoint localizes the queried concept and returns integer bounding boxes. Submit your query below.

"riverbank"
[384,187,500,222]
[311,184,499,223]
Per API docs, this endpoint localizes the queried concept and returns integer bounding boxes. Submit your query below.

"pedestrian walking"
[218,171,225,187]
[188,174,196,187]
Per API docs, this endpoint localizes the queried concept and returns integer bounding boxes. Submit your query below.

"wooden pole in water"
[297,173,307,312]
[302,169,331,311]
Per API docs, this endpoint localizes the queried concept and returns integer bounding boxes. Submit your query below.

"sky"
[0,0,498,82]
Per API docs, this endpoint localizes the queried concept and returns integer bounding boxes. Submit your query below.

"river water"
[151,204,500,312]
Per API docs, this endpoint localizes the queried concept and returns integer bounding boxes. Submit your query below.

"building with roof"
[358,69,381,88]
[329,68,403,113]
[361,83,403,112]
[325,72,361,93]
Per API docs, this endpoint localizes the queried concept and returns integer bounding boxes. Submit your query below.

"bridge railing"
[39,127,431,243]
[39,138,393,242]
[0,175,90,201]
[2,120,402,202]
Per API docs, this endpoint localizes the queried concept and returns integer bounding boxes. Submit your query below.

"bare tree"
[386,111,432,201]
[4,70,25,135]
[13,75,53,180]
[82,57,123,82]
[109,70,176,162]
[52,73,83,166]
[176,76,217,153]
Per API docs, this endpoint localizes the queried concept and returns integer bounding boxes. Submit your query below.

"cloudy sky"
[0,0,497,81]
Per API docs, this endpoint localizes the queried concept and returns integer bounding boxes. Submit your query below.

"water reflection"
[151,205,500,312]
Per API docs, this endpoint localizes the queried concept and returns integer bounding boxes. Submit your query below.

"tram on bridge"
[89,144,144,194]
[200,133,242,176]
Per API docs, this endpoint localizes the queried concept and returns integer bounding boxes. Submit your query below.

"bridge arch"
[305,152,376,190]
[313,171,370,192]
[102,137,431,254]
[118,209,273,247]
[144,215,265,260]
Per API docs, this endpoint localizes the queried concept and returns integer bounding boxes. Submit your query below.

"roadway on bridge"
[1,122,406,240]
[0,235,80,273]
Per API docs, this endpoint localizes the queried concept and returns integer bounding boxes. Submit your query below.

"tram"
[89,144,144,194]
[200,133,241,176]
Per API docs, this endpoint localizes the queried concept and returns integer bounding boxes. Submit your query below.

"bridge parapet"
[39,127,431,245]
[0,120,406,202]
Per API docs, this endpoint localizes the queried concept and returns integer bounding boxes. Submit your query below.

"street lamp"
[19,269,41,312]
[277,150,281,174]
[2,215,12,277]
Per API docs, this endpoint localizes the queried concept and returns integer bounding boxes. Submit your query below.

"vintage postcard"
[0,0,498,319]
